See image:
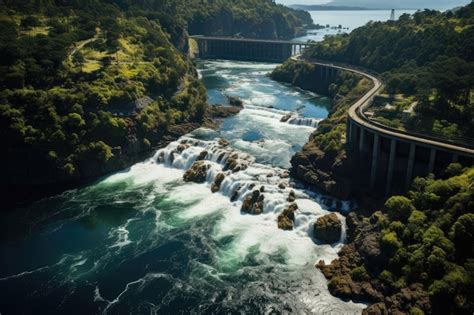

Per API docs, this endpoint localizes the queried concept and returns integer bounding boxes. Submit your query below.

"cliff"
[271,59,374,200]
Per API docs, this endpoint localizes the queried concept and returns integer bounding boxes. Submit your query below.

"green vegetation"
[1,0,309,193]
[349,166,473,314]
[271,59,373,154]
[304,4,474,140]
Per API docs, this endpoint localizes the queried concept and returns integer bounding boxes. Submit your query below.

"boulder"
[287,190,296,202]
[176,144,188,153]
[218,138,230,147]
[227,95,244,107]
[196,150,208,161]
[314,213,342,244]
[241,190,265,215]
[211,173,225,193]
[362,303,389,315]
[183,161,210,183]
[277,203,298,230]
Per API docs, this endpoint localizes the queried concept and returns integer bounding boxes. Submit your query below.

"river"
[0,59,368,313]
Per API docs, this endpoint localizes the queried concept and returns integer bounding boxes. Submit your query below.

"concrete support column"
[347,119,353,144]
[452,154,459,163]
[385,139,397,195]
[405,143,416,191]
[370,133,380,189]
[359,128,365,153]
[428,148,436,174]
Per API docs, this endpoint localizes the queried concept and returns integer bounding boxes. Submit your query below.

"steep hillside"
[0,0,310,207]
[304,4,474,139]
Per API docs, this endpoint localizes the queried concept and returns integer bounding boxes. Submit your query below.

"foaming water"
[0,60,364,314]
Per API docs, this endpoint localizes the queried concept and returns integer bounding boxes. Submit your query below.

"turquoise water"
[294,10,418,42]
[0,60,365,314]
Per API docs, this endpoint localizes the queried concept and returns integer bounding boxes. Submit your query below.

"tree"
[384,196,415,222]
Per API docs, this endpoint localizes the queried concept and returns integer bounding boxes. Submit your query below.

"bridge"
[192,36,474,195]
[303,59,474,195]
[191,36,316,62]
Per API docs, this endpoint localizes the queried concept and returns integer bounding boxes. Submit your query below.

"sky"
[276,0,472,9]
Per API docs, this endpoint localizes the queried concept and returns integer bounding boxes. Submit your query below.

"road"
[291,56,474,156]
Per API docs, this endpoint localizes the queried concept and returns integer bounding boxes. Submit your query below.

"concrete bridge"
[291,57,474,195]
[193,36,474,195]
[329,61,474,195]
[191,36,316,62]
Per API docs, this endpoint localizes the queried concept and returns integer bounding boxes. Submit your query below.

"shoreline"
[2,103,243,212]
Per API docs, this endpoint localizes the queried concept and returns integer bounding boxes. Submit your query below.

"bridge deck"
[190,35,316,46]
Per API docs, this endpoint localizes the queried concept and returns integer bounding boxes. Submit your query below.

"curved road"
[293,56,474,157]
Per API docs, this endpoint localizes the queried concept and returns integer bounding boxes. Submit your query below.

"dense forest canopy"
[304,4,474,139]
[0,0,311,198]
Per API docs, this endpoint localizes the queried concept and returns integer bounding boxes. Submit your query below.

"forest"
[304,4,474,140]
[0,0,311,205]
[319,165,474,314]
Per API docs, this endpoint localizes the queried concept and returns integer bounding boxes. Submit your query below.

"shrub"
[384,196,415,222]
[351,266,370,282]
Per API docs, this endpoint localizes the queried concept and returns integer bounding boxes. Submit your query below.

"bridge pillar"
[385,139,397,195]
[370,133,380,189]
[405,143,416,191]
[428,148,436,174]
[452,153,459,163]
[359,128,365,153]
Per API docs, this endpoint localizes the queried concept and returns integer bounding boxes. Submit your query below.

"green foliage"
[381,231,402,251]
[303,4,474,139]
[368,168,474,314]
[384,196,415,222]
[351,266,370,282]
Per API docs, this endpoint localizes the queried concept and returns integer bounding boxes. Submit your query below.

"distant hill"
[324,0,470,10]
[290,4,369,10]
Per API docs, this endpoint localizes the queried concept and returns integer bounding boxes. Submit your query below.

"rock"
[362,303,389,315]
[227,95,244,107]
[218,138,230,147]
[183,161,210,183]
[346,212,360,242]
[278,183,286,189]
[314,213,342,244]
[216,152,226,163]
[280,113,292,122]
[280,171,290,179]
[177,144,188,153]
[241,190,265,215]
[231,186,241,202]
[277,203,298,230]
[259,186,265,193]
[196,150,208,161]
[223,155,248,173]
[211,173,225,193]
[287,190,296,202]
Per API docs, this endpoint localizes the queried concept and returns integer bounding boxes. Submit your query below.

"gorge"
[1,1,473,314]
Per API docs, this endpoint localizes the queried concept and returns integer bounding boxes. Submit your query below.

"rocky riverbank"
[3,102,243,211]
[271,59,375,201]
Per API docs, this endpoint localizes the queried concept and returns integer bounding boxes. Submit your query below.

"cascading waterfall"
[287,116,321,128]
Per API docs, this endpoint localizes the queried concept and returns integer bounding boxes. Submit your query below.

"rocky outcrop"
[183,161,210,183]
[313,213,342,244]
[224,153,249,173]
[291,144,355,200]
[226,95,244,107]
[241,189,265,215]
[316,211,431,314]
[277,203,298,230]
[211,172,226,193]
